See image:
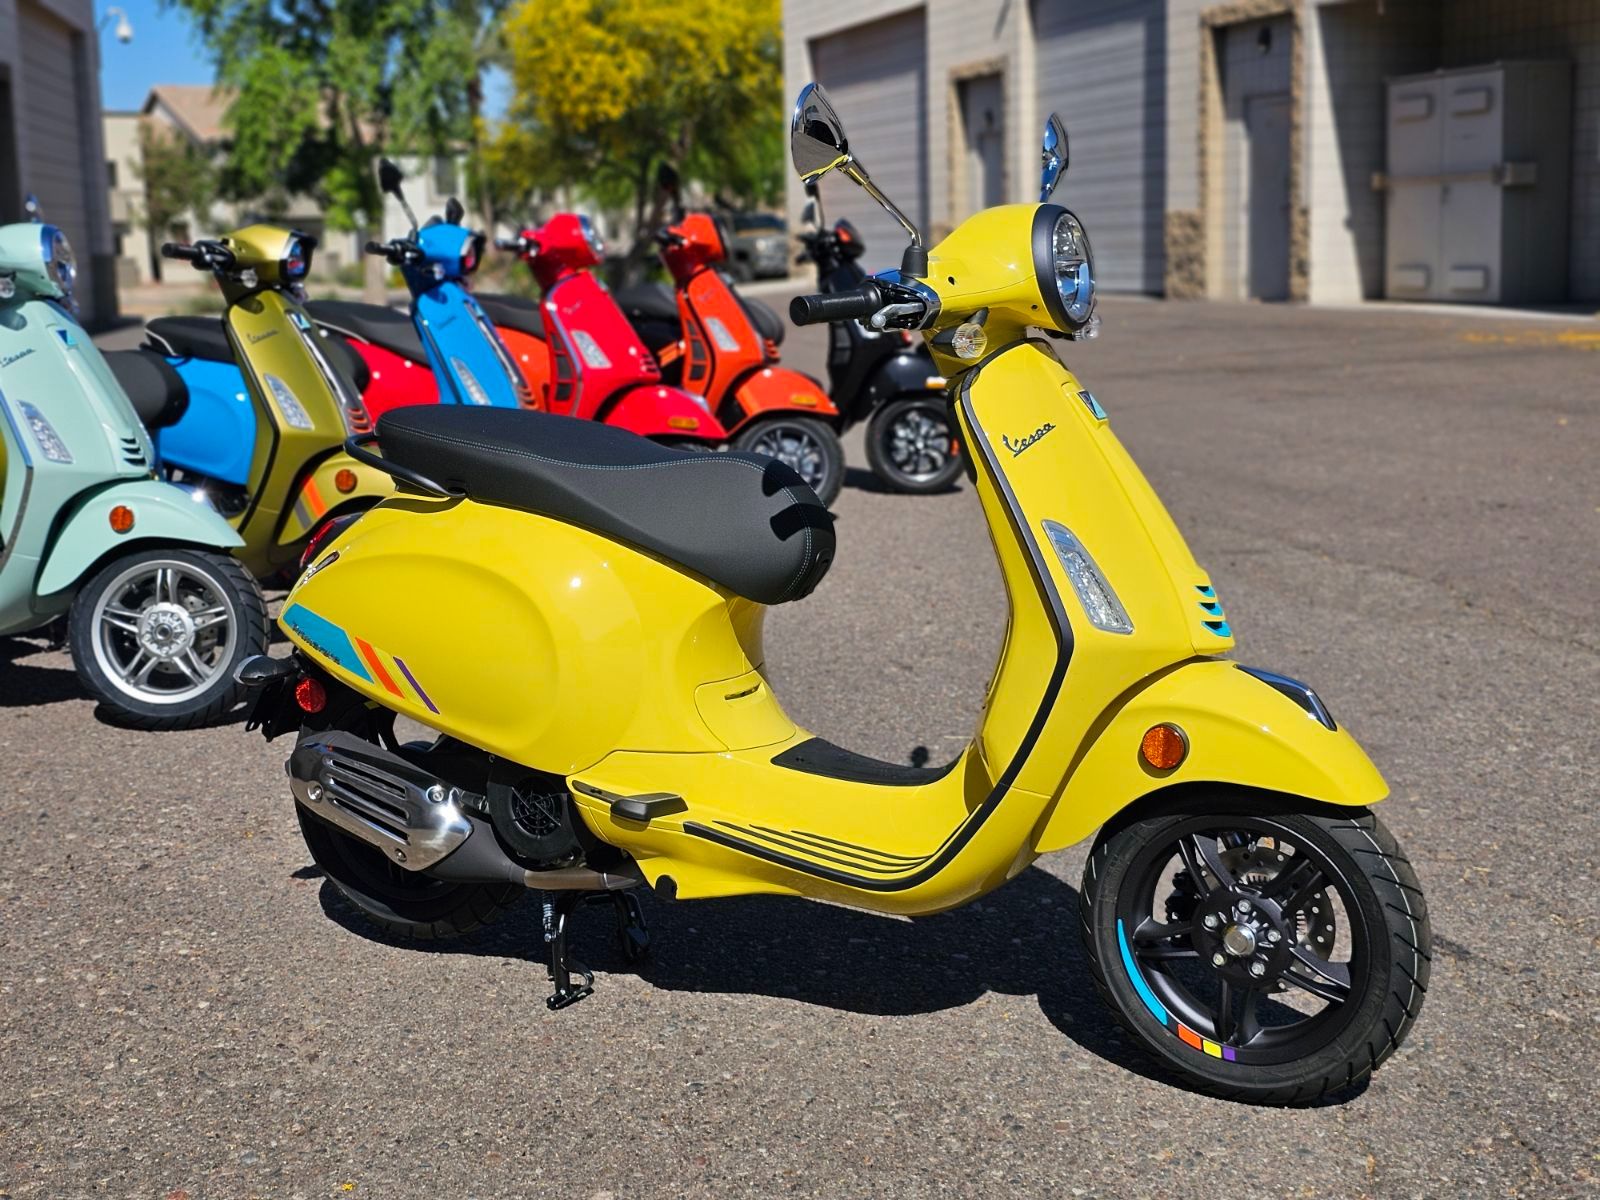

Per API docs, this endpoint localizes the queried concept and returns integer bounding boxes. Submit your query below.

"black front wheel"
[1080,793,1430,1105]
[731,415,844,506]
[865,395,963,494]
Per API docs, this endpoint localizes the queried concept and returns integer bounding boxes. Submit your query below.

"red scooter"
[616,210,846,504]
[481,213,724,447]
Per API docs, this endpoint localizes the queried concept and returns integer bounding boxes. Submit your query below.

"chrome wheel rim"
[886,404,954,481]
[747,423,828,491]
[90,559,237,705]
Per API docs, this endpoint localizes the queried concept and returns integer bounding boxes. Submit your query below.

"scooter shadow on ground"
[0,636,86,706]
[841,466,963,496]
[313,860,1361,1102]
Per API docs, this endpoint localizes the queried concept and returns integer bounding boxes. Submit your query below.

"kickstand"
[541,892,593,1011]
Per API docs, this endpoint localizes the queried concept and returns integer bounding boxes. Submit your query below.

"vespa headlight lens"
[579,216,605,258]
[18,401,73,463]
[263,374,315,430]
[44,228,77,296]
[1042,520,1131,634]
[281,236,311,281]
[1045,209,1095,330]
[459,232,481,275]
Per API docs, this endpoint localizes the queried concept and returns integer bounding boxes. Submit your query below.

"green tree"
[167,0,506,298]
[135,121,219,281]
[491,0,784,278]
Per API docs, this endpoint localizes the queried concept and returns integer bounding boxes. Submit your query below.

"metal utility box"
[1384,61,1572,305]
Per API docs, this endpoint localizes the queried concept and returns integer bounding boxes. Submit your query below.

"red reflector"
[295,677,327,714]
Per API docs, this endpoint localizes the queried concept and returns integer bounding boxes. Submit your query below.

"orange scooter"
[618,204,845,504]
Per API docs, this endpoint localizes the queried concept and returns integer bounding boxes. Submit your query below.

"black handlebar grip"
[160,242,198,261]
[494,237,521,251]
[789,283,882,326]
[364,240,389,255]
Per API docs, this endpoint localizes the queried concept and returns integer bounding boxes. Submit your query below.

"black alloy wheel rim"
[885,402,955,481]
[745,421,829,492]
[1113,815,1372,1067]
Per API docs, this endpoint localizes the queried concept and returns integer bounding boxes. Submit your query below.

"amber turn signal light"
[666,415,700,431]
[1140,723,1188,770]
[108,505,135,534]
[334,468,358,494]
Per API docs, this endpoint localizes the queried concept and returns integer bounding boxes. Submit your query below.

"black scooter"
[797,182,961,493]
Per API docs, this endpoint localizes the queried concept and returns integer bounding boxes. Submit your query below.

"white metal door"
[1385,79,1441,297]
[1439,72,1502,300]
[1033,0,1165,292]
[809,11,928,272]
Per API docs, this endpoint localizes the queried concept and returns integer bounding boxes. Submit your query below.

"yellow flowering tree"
[492,0,783,273]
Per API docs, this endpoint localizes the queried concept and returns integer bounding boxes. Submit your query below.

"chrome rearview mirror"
[790,83,927,275]
[1041,114,1069,202]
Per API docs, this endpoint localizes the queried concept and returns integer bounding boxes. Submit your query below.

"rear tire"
[1079,793,1430,1105]
[69,547,268,730]
[865,395,963,494]
[731,415,845,506]
[297,805,524,940]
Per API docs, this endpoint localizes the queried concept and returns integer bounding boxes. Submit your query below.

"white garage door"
[1033,0,1166,292]
[18,1,92,304]
[808,9,928,275]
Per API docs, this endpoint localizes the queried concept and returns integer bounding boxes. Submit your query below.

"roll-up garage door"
[18,1,93,309]
[1033,0,1165,292]
[809,9,928,275]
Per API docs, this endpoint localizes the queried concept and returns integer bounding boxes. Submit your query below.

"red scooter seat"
[377,406,834,605]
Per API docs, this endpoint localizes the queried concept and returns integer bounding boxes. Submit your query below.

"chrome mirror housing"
[790,83,852,181]
[1041,114,1069,202]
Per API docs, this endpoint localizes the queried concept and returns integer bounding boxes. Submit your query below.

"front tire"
[69,547,268,730]
[865,395,963,493]
[297,806,525,940]
[1080,793,1430,1105]
[732,415,845,506]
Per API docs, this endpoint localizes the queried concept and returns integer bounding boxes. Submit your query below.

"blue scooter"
[307,160,529,413]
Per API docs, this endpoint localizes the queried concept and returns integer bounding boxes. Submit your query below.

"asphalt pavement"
[2,295,1597,1198]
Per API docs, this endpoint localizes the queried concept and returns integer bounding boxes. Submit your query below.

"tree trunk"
[362,227,386,303]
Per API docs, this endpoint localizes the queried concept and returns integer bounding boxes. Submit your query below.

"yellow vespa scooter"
[238,90,1430,1104]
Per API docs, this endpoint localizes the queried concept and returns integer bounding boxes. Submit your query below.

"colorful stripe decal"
[282,603,371,682]
[354,637,403,698]
[394,657,440,714]
[1116,918,1238,1062]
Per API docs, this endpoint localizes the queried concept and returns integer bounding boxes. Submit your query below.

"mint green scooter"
[0,199,267,728]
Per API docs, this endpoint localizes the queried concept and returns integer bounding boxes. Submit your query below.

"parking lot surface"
[3,297,1597,1197]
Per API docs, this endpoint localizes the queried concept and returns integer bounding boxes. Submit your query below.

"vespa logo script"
[1002,422,1055,457]
[1,348,36,369]
[247,328,279,344]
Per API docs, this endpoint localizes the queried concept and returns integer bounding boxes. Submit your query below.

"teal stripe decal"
[1117,918,1170,1024]
[282,603,371,681]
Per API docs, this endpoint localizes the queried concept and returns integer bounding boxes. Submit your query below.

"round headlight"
[45,228,77,294]
[1034,206,1095,332]
[579,216,605,258]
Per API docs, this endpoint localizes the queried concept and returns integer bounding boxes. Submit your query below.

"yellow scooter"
[238,89,1430,1104]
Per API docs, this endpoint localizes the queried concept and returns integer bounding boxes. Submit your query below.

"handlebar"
[789,282,882,326]
[654,228,685,248]
[364,240,388,255]
[494,235,539,255]
[161,240,234,271]
[365,238,423,265]
[160,242,200,262]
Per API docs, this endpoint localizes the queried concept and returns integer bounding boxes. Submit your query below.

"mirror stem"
[843,164,925,276]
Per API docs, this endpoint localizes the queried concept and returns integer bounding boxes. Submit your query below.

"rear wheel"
[865,395,963,493]
[69,547,268,729]
[732,415,844,506]
[297,805,524,940]
[1080,793,1430,1105]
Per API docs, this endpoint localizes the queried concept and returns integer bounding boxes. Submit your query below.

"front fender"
[275,451,395,548]
[37,479,245,597]
[727,366,840,429]
[601,384,729,441]
[1033,660,1388,854]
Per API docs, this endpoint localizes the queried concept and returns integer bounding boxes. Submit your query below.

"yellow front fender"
[1033,660,1388,853]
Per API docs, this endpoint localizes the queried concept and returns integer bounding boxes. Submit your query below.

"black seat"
[143,316,234,363]
[475,293,545,340]
[614,282,679,324]
[104,349,190,430]
[315,328,373,393]
[305,299,428,365]
[377,407,834,605]
[739,294,786,347]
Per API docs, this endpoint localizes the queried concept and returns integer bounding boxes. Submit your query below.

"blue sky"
[97,0,511,115]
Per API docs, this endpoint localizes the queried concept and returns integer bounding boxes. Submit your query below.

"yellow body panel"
[281,201,1386,916]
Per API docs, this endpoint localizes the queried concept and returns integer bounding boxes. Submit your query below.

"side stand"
[539,889,651,1011]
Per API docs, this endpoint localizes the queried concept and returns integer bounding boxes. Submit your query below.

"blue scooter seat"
[105,349,190,430]
[143,316,233,363]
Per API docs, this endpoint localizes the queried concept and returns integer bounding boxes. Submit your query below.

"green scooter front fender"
[35,479,245,598]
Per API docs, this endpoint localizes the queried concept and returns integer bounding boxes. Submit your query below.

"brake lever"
[868,302,925,330]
